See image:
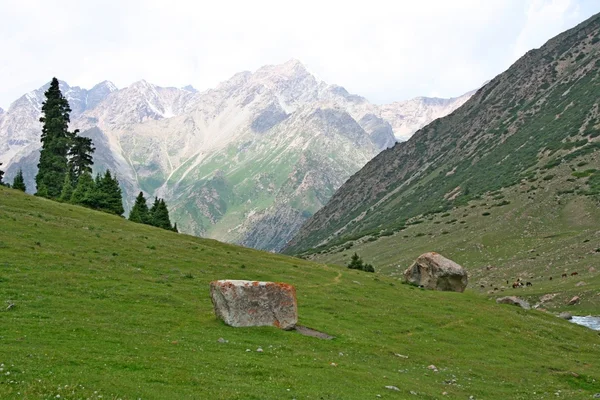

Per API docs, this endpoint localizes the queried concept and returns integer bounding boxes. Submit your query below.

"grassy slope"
[309,152,600,314]
[1,187,600,399]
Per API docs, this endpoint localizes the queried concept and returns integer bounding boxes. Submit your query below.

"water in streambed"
[570,316,600,331]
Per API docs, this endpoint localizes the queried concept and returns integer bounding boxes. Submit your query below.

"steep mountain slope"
[285,13,600,255]
[1,186,600,399]
[0,60,472,251]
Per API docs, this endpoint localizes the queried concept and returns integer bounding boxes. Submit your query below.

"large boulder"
[403,252,468,292]
[210,280,298,330]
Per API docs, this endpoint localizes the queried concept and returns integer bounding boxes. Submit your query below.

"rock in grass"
[385,386,400,391]
[402,252,468,292]
[567,296,580,306]
[496,296,531,309]
[210,280,297,330]
[558,312,573,320]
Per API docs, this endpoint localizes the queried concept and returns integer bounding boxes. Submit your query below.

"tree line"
[1,77,176,231]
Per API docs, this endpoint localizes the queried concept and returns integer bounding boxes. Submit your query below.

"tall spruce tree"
[0,163,4,186]
[12,169,26,192]
[36,78,76,198]
[68,136,95,181]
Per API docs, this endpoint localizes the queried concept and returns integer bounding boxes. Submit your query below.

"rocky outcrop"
[402,252,468,292]
[210,280,298,330]
[496,296,531,309]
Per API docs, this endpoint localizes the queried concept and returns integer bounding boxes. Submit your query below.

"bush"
[347,253,375,273]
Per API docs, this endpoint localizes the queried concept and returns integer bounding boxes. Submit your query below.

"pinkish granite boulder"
[210,280,298,330]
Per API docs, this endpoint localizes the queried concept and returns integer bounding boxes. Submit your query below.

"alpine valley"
[0,60,472,251]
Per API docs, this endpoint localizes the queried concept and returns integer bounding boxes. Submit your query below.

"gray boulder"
[403,252,468,292]
[210,280,298,330]
[496,296,531,309]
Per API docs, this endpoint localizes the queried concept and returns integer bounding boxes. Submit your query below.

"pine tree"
[172,223,178,233]
[0,163,5,186]
[347,253,375,273]
[151,199,173,230]
[70,172,95,206]
[68,136,95,180]
[59,172,74,202]
[98,170,124,215]
[129,192,150,223]
[12,169,26,192]
[36,78,76,198]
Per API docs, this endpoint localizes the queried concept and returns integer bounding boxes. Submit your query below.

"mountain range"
[0,60,473,251]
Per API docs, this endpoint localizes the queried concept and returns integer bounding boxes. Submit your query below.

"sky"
[0,0,598,109]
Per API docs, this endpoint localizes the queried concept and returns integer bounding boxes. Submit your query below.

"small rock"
[567,296,580,305]
[592,393,600,398]
[575,281,586,287]
[376,395,382,398]
[427,364,438,372]
[256,347,263,352]
[330,362,337,367]
[410,391,418,395]
[246,349,251,352]
[558,312,572,320]
[339,352,344,356]
[395,353,409,359]
[589,267,596,273]
[442,392,448,396]
[217,337,228,343]
[352,281,362,285]
[385,386,400,391]
[496,296,531,309]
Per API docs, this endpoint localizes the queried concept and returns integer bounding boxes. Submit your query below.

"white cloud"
[0,0,597,108]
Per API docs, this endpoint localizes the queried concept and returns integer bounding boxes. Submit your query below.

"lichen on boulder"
[210,280,298,330]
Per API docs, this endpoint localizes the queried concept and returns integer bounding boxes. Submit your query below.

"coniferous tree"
[151,199,173,230]
[347,253,375,273]
[68,136,95,181]
[36,78,76,198]
[70,172,95,206]
[129,192,150,223]
[172,222,178,233]
[97,170,124,215]
[149,197,160,219]
[12,169,26,192]
[59,172,74,202]
[0,163,5,186]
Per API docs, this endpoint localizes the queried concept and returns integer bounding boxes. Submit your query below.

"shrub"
[347,253,375,273]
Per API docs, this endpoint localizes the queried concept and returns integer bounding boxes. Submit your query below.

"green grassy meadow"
[1,186,600,399]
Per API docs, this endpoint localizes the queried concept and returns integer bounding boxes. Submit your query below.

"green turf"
[1,186,600,399]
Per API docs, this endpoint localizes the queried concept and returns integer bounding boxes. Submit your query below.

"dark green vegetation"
[11,170,26,192]
[285,13,600,256]
[129,192,177,232]
[35,77,124,216]
[347,252,375,272]
[36,78,80,198]
[0,163,4,186]
[1,187,600,399]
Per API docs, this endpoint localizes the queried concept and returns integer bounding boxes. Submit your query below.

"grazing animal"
[571,272,578,276]
[512,282,523,289]
[561,273,567,278]
[549,277,553,281]
[526,282,532,287]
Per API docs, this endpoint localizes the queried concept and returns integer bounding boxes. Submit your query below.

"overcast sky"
[0,0,598,109]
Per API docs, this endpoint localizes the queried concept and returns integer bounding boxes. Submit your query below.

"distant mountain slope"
[0,61,472,251]
[284,13,600,255]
